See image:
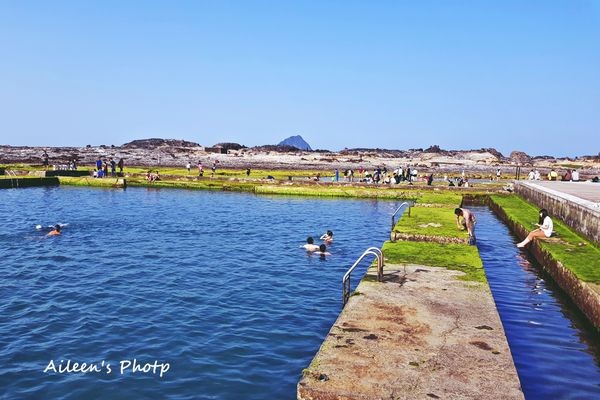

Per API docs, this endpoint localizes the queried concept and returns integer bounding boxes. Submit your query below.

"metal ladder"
[391,201,411,230]
[7,170,18,188]
[342,247,384,306]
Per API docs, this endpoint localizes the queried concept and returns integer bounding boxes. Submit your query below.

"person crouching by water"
[455,207,476,244]
[47,225,61,236]
[303,237,320,252]
[320,230,334,243]
[517,209,553,248]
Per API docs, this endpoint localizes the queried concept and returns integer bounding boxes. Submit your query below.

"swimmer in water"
[320,230,334,243]
[303,236,320,252]
[317,244,331,256]
[47,225,61,236]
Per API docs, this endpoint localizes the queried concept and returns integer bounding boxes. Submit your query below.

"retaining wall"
[0,177,59,189]
[514,181,600,245]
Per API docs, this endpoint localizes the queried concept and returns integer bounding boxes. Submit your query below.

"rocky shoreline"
[1,139,599,177]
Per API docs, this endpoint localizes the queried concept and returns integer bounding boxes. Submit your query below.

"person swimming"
[303,236,320,252]
[320,230,334,243]
[317,244,331,256]
[47,224,61,236]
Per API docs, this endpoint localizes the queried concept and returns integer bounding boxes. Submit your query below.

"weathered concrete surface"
[298,264,523,400]
[490,198,600,330]
[514,181,600,245]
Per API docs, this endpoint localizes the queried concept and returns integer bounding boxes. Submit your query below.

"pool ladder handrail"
[7,170,18,188]
[391,201,411,231]
[342,247,384,306]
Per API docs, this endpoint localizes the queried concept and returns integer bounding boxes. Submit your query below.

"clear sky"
[0,1,598,156]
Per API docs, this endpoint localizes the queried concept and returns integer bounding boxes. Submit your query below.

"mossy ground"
[382,241,485,283]
[393,206,466,240]
[383,185,484,281]
[490,195,600,283]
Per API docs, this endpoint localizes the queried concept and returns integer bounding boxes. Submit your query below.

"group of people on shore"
[93,157,124,178]
[542,168,581,182]
[303,230,333,257]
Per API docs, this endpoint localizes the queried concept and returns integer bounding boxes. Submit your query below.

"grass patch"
[414,192,463,206]
[58,176,124,187]
[491,195,600,283]
[393,206,466,239]
[382,241,485,282]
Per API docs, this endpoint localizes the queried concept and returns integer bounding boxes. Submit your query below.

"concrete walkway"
[298,264,523,400]
[521,180,600,205]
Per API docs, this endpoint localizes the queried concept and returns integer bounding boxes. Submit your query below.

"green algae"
[414,192,464,206]
[490,195,600,283]
[393,206,467,240]
[382,241,486,283]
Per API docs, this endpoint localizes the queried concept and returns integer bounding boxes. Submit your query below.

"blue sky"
[0,1,598,156]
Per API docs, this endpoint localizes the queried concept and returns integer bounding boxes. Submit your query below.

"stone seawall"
[514,181,600,245]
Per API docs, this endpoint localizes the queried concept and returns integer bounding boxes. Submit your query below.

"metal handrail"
[391,201,411,230]
[7,170,18,188]
[342,248,384,306]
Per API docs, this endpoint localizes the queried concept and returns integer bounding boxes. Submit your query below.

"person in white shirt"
[528,170,535,180]
[534,170,541,180]
[517,209,553,248]
[572,169,580,182]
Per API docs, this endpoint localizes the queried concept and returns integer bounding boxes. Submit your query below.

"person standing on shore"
[186,162,191,174]
[117,158,124,174]
[197,161,203,177]
[110,158,116,177]
[42,150,49,170]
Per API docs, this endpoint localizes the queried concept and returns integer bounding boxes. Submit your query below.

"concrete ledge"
[298,264,523,400]
[0,177,59,189]
[514,181,600,244]
[29,170,92,177]
[490,198,600,330]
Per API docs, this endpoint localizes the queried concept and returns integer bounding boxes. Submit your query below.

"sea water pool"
[0,186,401,399]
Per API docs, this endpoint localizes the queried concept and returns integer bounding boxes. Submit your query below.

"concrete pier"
[514,181,600,244]
[298,264,523,400]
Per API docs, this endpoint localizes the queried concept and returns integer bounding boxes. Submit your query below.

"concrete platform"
[521,180,600,205]
[298,264,523,400]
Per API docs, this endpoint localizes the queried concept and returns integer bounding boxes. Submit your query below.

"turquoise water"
[0,187,399,399]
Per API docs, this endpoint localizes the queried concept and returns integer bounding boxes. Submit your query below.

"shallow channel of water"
[473,206,600,399]
[0,186,400,399]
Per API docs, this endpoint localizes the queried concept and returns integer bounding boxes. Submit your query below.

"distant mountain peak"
[278,135,312,151]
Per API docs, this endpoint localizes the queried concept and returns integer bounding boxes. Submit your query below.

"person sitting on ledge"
[517,208,553,248]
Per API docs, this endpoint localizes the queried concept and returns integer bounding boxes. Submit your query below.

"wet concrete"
[298,264,523,400]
